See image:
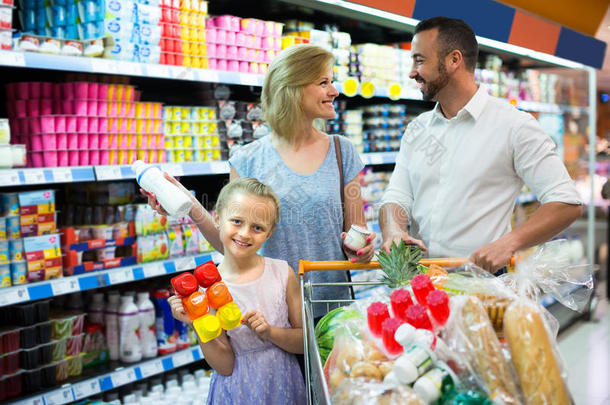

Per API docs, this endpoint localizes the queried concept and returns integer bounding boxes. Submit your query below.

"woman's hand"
[168,295,193,325]
[242,310,271,341]
[138,172,195,216]
[341,231,377,263]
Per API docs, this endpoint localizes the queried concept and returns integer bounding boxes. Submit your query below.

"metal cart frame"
[298,258,468,405]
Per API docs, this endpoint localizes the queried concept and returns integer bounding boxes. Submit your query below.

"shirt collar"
[431,84,489,123]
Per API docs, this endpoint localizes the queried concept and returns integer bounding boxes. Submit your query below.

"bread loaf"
[459,296,522,405]
[504,303,570,405]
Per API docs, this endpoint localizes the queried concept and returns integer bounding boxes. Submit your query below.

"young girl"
[168,177,305,405]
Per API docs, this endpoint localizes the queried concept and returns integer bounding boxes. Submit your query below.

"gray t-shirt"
[229,135,364,316]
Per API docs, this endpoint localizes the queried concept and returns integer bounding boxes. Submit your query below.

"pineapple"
[376,240,425,288]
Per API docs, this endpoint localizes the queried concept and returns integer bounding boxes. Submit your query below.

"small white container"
[343,224,372,250]
[132,160,193,218]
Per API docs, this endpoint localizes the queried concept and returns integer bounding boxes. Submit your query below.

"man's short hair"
[414,17,479,71]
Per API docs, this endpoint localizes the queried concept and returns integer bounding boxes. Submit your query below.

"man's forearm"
[379,202,409,239]
[504,202,582,252]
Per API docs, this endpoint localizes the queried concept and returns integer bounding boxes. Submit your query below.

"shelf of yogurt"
[11,346,204,405]
[0,166,97,187]
[0,251,223,307]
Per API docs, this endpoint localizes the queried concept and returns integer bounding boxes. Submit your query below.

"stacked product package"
[0,119,27,169]
[5,80,164,168]
[158,0,208,67]
[0,0,13,50]
[162,105,220,163]
[0,190,62,287]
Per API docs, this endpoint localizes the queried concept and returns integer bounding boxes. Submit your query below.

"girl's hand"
[168,295,192,325]
[138,172,194,216]
[341,231,377,263]
[242,310,271,341]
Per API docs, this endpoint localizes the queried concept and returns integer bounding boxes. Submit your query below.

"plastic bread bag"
[499,239,594,313]
[332,378,425,405]
[442,295,523,405]
[503,301,573,405]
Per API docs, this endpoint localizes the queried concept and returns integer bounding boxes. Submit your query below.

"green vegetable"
[314,307,362,365]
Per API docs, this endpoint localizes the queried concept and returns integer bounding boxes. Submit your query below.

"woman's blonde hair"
[215,177,281,232]
[261,44,334,142]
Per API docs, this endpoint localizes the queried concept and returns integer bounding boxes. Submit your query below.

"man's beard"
[417,61,450,102]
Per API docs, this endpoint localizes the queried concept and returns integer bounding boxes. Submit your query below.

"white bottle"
[105,292,121,361]
[131,160,193,218]
[88,293,105,325]
[118,294,143,363]
[136,291,158,359]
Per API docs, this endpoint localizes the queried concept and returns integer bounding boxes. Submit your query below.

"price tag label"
[108,268,134,285]
[111,368,137,387]
[209,161,230,174]
[73,380,102,400]
[24,169,45,184]
[175,67,194,81]
[200,69,219,83]
[161,163,184,177]
[139,360,164,378]
[52,168,73,183]
[44,387,74,405]
[12,396,44,405]
[239,73,259,86]
[147,64,169,78]
[91,58,118,74]
[51,278,80,296]
[0,286,30,306]
[0,50,26,67]
[96,166,122,180]
[173,349,193,367]
[175,256,196,271]
[143,263,166,278]
[0,171,20,185]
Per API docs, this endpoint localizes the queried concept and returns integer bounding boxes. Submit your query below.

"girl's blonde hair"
[214,177,281,232]
[261,44,334,142]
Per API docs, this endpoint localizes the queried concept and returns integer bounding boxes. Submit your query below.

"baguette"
[459,296,522,405]
[504,303,570,405]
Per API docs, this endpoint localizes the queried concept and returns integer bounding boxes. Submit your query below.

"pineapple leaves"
[376,240,425,288]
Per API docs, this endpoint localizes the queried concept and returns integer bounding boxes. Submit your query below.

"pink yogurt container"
[227,46,237,59]
[15,100,27,117]
[79,150,89,165]
[97,100,108,116]
[66,116,77,132]
[6,102,15,118]
[208,58,217,70]
[40,116,55,133]
[73,82,88,99]
[87,100,98,116]
[41,82,53,98]
[88,83,99,99]
[217,59,227,71]
[40,99,53,115]
[29,117,41,134]
[31,151,58,167]
[52,83,62,100]
[225,31,236,45]
[29,82,41,99]
[67,134,78,149]
[15,82,29,99]
[58,150,68,166]
[76,117,88,133]
[99,118,108,133]
[77,133,88,149]
[89,150,100,166]
[55,115,66,132]
[5,83,16,100]
[253,36,262,49]
[216,29,227,44]
[108,102,118,117]
[239,61,249,73]
[228,60,239,72]
[57,133,67,149]
[62,100,74,115]
[88,117,99,133]
[74,100,88,116]
[206,28,217,43]
[99,150,109,165]
[68,151,79,166]
[216,44,227,59]
[63,82,75,99]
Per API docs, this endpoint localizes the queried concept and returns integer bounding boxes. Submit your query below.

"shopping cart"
[298,258,472,405]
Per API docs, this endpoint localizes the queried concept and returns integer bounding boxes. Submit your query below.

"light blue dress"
[229,135,365,316]
[207,257,305,405]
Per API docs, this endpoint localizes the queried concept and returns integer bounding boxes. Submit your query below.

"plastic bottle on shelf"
[118,293,143,363]
[105,291,121,361]
[132,160,194,218]
[175,318,191,350]
[137,291,159,358]
[153,289,177,355]
[88,292,105,325]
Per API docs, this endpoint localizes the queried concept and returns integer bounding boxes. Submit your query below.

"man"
[379,16,582,273]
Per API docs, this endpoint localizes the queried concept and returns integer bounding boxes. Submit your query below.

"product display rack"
[0,251,223,307]
[0,0,603,403]
[12,346,204,405]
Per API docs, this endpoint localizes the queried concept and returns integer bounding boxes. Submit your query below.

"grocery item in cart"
[332,378,424,405]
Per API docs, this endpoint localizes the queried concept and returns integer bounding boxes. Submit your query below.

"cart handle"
[297,257,515,278]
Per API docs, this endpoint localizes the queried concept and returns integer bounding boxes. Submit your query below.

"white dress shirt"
[381,85,582,258]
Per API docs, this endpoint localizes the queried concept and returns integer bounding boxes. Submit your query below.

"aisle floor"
[558,295,610,405]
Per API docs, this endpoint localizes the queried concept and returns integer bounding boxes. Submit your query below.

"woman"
[144,44,375,317]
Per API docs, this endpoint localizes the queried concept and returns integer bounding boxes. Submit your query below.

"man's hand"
[381,231,427,253]
[242,310,271,341]
[469,238,515,273]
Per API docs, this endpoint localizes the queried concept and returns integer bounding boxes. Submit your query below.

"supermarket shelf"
[516,193,537,205]
[1,153,396,186]
[13,346,204,405]
[0,251,223,307]
[0,50,265,87]
[517,100,588,115]
[68,236,136,252]
[0,166,96,187]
